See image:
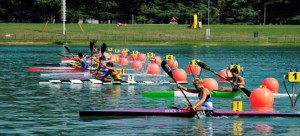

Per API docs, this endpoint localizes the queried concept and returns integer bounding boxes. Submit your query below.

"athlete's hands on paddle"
[177,84,187,91]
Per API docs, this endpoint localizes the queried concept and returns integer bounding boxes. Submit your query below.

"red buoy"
[150,56,162,65]
[129,54,138,60]
[146,63,160,74]
[186,64,201,75]
[218,69,232,82]
[120,51,128,57]
[173,69,187,82]
[131,61,142,69]
[250,106,274,112]
[203,78,218,91]
[167,60,178,69]
[118,58,128,66]
[250,87,274,107]
[261,78,279,93]
[138,53,147,62]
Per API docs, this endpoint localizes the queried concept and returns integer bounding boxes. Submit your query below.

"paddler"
[220,67,245,92]
[100,61,122,82]
[92,56,108,78]
[72,51,88,68]
[177,78,213,111]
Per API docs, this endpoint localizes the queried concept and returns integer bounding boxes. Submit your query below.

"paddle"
[89,41,94,72]
[63,45,74,56]
[161,60,200,119]
[101,43,107,55]
[197,61,251,97]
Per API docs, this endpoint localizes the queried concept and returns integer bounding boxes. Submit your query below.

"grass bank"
[0,23,299,46]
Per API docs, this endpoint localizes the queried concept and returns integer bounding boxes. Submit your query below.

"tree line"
[0,0,299,24]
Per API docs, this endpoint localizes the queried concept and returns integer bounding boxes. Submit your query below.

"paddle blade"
[161,60,174,80]
[240,88,251,97]
[101,43,107,55]
[197,61,210,71]
[64,45,71,53]
[89,41,94,52]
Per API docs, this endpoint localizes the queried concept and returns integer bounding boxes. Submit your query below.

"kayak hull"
[142,90,294,98]
[28,67,90,72]
[80,109,195,117]
[79,109,300,118]
[143,90,242,98]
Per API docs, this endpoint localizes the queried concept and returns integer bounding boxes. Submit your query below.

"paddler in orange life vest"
[100,61,122,82]
[220,67,245,92]
[72,51,88,68]
[177,78,213,111]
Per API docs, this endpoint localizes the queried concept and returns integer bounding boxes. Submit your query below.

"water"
[1,45,300,135]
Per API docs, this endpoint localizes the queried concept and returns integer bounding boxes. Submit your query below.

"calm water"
[1,45,300,135]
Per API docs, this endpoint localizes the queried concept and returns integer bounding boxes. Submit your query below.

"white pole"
[132,14,134,24]
[208,0,210,29]
[205,0,210,39]
[62,0,66,43]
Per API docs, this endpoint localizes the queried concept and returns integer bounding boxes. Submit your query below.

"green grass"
[0,23,299,46]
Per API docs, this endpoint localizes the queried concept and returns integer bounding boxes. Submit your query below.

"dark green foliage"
[0,0,299,24]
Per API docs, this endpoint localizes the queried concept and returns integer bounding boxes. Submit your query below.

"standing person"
[220,67,245,92]
[72,51,88,68]
[177,78,213,111]
[100,61,122,82]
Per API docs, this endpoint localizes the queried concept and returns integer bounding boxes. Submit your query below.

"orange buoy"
[218,69,232,82]
[250,106,274,112]
[186,64,201,75]
[131,61,142,69]
[150,56,162,65]
[173,68,187,82]
[120,51,128,57]
[250,87,274,107]
[261,78,279,93]
[118,57,128,66]
[146,63,160,74]
[167,60,178,69]
[203,78,218,91]
[138,53,147,62]
[129,54,138,60]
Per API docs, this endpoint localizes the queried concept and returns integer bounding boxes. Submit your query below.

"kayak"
[143,90,242,98]
[142,90,296,98]
[28,66,90,72]
[29,65,141,72]
[39,79,188,85]
[62,56,93,61]
[40,72,166,79]
[34,62,97,67]
[79,108,300,118]
[40,72,93,78]
[80,109,195,117]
